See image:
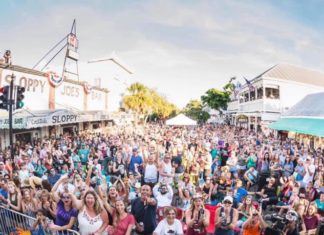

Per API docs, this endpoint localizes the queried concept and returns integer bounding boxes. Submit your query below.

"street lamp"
[88,51,133,74]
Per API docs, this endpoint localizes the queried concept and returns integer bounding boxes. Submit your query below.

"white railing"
[0,204,80,235]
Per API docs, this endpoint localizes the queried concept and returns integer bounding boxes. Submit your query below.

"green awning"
[269,118,324,137]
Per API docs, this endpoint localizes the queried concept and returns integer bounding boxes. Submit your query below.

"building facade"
[0,62,110,149]
[226,64,324,132]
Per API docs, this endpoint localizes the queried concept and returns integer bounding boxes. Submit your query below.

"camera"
[264,213,287,232]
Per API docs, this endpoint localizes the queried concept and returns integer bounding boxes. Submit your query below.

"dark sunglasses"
[224,200,232,204]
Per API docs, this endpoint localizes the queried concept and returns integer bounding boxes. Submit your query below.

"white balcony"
[238,98,281,113]
[239,99,263,112]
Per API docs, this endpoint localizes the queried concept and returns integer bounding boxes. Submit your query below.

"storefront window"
[265,88,280,99]
[244,92,249,102]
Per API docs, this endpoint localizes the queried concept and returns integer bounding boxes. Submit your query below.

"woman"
[214,196,238,235]
[178,187,192,211]
[242,210,267,235]
[50,175,78,232]
[7,181,22,212]
[257,152,270,191]
[72,190,108,235]
[282,155,294,177]
[185,194,210,235]
[112,151,127,179]
[255,177,277,210]
[237,195,255,228]
[34,159,47,177]
[37,189,56,221]
[200,176,213,201]
[107,198,135,235]
[21,188,38,217]
[303,204,320,235]
[154,207,184,235]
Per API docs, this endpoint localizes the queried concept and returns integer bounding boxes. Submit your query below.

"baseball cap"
[135,182,141,188]
[0,161,4,165]
[286,210,298,221]
[223,196,233,204]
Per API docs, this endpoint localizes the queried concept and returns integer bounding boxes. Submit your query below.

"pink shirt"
[108,214,135,235]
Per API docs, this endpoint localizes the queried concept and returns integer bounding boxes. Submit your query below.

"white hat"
[223,196,233,204]
[135,182,141,188]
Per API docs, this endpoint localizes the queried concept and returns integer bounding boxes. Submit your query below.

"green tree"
[122,83,178,122]
[201,88,231,113]
[184,99,210,123]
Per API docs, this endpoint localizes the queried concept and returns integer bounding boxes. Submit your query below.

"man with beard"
[153,182,173,208]
[131,185,157,235]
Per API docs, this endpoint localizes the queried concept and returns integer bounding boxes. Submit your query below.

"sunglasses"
[62,196,70,200]
[224,200,232,204]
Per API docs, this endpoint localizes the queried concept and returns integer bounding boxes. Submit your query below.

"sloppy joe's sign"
[26,110,80,128]
[1,70,48,93]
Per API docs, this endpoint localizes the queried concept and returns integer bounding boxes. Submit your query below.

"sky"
[1,0,324,110]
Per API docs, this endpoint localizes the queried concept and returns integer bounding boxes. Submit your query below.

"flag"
[233,82,241,98]
[244,77,255,92]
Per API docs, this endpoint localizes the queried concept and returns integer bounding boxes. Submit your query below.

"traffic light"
[15,86,25,109]
[0,86,10,110]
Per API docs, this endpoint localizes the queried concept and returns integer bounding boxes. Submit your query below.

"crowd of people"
[0,124,323,235]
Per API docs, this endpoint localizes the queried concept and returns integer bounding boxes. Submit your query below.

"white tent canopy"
[166,114,197,126]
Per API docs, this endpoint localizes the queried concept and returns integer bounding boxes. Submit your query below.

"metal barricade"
[0,205,80,235]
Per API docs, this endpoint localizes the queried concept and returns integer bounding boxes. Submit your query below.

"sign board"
[55,83,84,111]
[0,70,50,110]
[26,110,80,128]
[0,117,27,129]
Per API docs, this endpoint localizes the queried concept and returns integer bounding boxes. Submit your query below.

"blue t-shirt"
[78,149,90,163]
[0,188,8,203]
[234,187,248,204]
[129,155,143,172]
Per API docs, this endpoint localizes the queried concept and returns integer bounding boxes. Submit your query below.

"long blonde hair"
[83,191,102,214]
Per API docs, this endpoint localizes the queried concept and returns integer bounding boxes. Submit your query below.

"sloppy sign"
[26,110,80,128]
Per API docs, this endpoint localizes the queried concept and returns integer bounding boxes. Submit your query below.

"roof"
[269,117,324,137]
[284,92,324,117]
[166,114,197,126]
[254,64,324,87]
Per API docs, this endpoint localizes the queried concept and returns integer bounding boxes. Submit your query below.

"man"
[0,178,8,205]
[214,196,239,235]
[128,147,143,174]
[315,192,324,212]
[158,153,174,185]
[131,185,157,235]
[0,161,8,176]
[153,182,173,208]
[78,143,90,167]
[302,156,315,187]
[47,168,61,186]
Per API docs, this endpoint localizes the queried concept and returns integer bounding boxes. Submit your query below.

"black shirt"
[131,197,157,235]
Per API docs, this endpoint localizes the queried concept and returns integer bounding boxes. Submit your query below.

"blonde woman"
[71,190,108,235]
[7,181,22,212]
[21,188,38,217]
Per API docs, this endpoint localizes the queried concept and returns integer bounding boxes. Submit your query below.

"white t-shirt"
[302,164,315,185]
[153,218,183,235]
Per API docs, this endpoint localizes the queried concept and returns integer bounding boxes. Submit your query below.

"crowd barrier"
[0,205,80,235]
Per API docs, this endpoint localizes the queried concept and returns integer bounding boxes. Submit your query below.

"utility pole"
[9,73,15,161]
